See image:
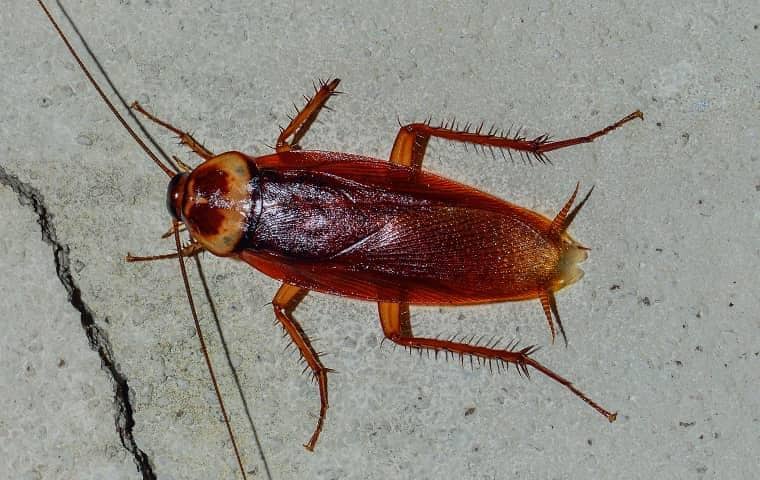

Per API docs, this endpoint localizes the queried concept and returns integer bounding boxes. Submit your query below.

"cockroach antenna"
[37,0,176,178]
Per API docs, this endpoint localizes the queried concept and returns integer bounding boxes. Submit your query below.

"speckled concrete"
[2,1,758,479]
[0,185,135,479]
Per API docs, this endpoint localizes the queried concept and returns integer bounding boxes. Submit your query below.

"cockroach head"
[166,173,190,221]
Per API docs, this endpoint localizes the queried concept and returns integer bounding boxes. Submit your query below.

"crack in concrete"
[0,165,156,480]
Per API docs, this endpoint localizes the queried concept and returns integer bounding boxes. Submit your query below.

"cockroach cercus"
[38,1,642,477]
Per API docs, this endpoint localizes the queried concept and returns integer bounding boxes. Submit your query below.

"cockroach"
[38,1,642,477]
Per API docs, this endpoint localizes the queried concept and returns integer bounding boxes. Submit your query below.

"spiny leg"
[378,302,617,422]
[272,283,332,451]
[390,110,643,170]
[276,78,341,152]
[131,101,215,160]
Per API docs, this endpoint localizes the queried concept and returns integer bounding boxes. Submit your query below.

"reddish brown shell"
[226,150,581,305]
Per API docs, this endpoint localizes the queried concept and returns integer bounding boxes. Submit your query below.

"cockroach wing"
[238,151,562,305]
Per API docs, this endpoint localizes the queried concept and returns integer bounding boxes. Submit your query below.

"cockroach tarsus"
[38,1,642,478]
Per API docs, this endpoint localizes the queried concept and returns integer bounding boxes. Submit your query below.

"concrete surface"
[1,1,758,479]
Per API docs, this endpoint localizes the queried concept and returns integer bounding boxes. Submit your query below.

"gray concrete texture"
[1,1,758,479]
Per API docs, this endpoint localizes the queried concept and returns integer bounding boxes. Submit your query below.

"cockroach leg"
[534,110,643,154]
[161,221,187,239]
[378,302,617,422]
[388,125,430,169]
[378,302,414,337]
[272,283,332,451]
[125,242,204,262]
[390,110,643,169]
[276,79,341,152]
[130,101,215,160]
